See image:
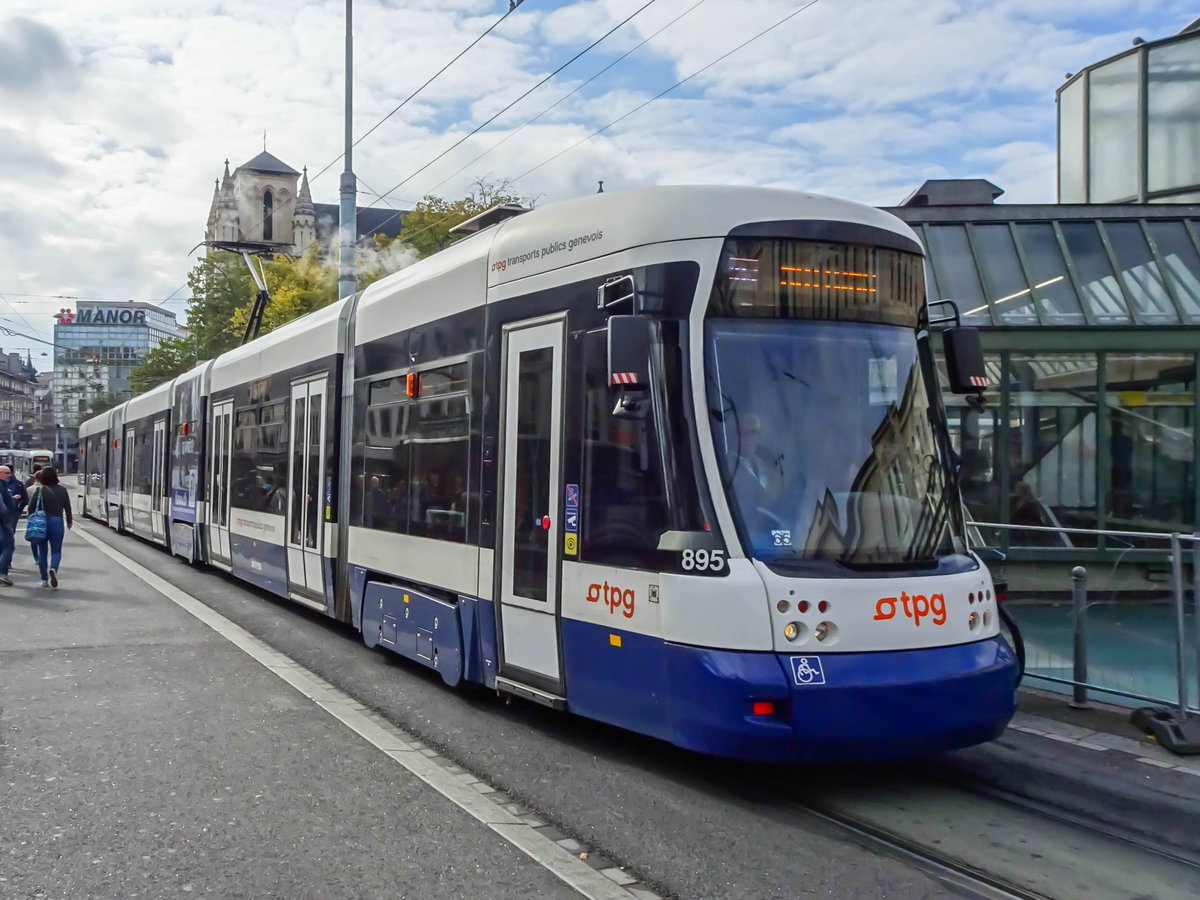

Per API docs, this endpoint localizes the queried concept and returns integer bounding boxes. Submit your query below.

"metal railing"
[970,521,1200,719]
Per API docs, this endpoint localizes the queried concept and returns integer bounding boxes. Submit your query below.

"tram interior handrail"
[968,521,1200,543]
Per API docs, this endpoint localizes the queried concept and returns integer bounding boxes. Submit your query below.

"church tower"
[232,150,300,247]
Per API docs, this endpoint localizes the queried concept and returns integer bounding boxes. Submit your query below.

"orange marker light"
[406,372,420,398]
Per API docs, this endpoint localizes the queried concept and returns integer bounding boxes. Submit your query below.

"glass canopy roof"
[887,205,1200,327]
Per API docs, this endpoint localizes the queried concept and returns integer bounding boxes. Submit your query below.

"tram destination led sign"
[58,306,148,326]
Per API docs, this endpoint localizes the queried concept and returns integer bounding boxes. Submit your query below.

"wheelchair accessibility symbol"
[789,656,826,686]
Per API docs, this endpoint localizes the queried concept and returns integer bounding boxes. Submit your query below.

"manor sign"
[59,307,148,326]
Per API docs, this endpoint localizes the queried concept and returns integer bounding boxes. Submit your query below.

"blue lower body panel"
[361,582,463,686]
[229,534,288,597]
[562,619,1017,763]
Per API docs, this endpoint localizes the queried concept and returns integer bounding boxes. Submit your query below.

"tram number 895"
[680,549,726,574]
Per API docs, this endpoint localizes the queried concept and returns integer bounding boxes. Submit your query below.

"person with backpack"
[26,466,72,589]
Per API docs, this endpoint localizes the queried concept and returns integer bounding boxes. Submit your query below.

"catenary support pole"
[1171,533,1188,719]
[338,0,357,301]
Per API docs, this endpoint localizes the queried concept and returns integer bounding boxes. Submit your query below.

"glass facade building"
[1059,23,1200,203]
[889,196,1200,560]
[53,302,182,449]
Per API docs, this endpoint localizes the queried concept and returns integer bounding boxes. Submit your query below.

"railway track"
[782,767,1200,900]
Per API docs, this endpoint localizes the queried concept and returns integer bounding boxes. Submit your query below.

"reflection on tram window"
[232,400,288,513]
[362,362,470,543]
[580,330,670,569]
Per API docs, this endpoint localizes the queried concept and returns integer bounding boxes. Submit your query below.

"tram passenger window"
[133,427,153,494]
[231,402,288,513]
[361,363,470,543]
[580,331,670,569]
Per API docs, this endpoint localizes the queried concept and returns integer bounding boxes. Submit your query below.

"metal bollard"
[1071,565,1089,709]
[1194,534,1199,716]
[1171,533,1189,719]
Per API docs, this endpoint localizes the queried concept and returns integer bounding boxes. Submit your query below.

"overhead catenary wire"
[306,0,531,188]
[366,0,709,238]
[228,0,533,249]
[366,0,826,249]
[514,0,826,184]
[366,0,662,215]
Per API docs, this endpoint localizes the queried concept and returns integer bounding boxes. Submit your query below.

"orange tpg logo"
[874,591,947,626]
[587,581,635,619]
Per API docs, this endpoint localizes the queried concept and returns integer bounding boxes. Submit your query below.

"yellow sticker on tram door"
[564,533,578,556]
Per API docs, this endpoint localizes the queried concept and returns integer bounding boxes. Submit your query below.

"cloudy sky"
[0,0,1193,363]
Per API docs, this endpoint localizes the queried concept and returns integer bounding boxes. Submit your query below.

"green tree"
[402,177,530,259]
[228,244,338,337]
[128,338,198,395]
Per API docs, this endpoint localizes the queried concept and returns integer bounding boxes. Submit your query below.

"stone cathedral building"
[204,150,404,255]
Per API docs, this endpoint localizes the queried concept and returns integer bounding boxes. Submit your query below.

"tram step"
[496,676,566,711]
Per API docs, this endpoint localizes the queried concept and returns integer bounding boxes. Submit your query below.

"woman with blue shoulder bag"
[26,466,73,589]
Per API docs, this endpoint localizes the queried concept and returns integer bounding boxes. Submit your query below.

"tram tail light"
[751,701,775,716]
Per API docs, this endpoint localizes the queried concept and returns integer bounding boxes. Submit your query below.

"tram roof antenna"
[448,203,530,236]
[194,239,284,345]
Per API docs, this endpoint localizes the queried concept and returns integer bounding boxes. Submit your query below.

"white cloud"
[0,0,1190,356]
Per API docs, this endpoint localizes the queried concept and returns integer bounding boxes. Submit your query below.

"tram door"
[208,400,233,565]
[151,418,167,542]
[122,427,135,530]
[286,376,328,601]
[498,319,565,687]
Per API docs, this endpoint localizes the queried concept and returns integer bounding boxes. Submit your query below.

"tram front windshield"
[706,237,965,570]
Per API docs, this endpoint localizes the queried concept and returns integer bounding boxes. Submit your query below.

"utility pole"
[338,0,357,300]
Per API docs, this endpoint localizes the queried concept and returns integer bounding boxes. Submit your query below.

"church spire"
[206,178,221,230]
[217,159,236,211]
[295,166,314,217]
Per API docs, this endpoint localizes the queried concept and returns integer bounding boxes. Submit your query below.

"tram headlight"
[969,612,980,631]
[814,621,837,643]
[783,621,802,642]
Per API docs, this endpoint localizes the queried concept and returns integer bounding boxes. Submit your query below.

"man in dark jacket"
[4,468,29,518]
[0,466,19,585]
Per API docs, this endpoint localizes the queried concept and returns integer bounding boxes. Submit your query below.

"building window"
[263,189,274,241]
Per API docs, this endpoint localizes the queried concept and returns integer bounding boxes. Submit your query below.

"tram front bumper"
[665,636,1019,763]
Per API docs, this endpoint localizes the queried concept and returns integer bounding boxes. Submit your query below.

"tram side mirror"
[942,326,987,396]
[608,315,653,420]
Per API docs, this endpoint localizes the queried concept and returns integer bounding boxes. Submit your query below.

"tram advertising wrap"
[79,185,1017,763]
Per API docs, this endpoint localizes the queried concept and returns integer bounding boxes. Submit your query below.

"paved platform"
[6,507,1200,899]
[0,526,583,899]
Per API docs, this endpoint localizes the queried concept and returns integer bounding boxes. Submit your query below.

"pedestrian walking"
[26,466,72,589]
[0,467,17,586]
[3,465,29,517]
[24,463,43,489]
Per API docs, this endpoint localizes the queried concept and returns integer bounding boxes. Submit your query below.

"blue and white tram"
[79,185,1017,762]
